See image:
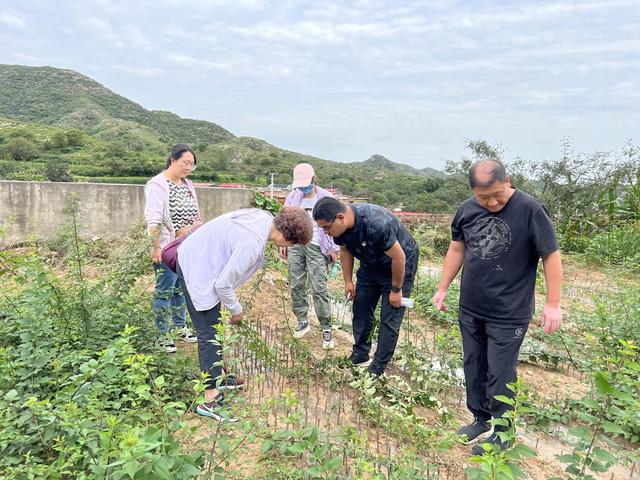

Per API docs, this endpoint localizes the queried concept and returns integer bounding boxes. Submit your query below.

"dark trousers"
[458,312,529,423]
[177,261,223,390]
[352,253,418,375]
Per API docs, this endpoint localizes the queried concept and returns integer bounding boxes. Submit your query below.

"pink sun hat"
[292,163,315,188]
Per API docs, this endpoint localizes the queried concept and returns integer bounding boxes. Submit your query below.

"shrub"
[584,222,640,268]
[0,224,202,479]
[45,157,73,182]
[4,136,40,161]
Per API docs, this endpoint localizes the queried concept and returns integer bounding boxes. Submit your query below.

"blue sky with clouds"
[1,0,638,169]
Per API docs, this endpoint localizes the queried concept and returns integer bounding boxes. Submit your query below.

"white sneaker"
[158,338,177,353]
[178,326,197,343]
[322,330,335,350]
[293,321,310,339]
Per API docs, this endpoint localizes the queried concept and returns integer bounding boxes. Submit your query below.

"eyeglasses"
[320,215,337,232]
[180,160,197,171]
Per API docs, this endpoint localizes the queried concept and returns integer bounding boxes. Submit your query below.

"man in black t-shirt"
[432,159,563,455]
[313,197,419,376]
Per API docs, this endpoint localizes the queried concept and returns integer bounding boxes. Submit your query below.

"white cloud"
[0,13,26,29]
[11,52,44,64]
[113,64,166,76]
[166,53,292,78]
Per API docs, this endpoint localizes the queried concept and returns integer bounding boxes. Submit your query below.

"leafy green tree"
[4,136,39,161]
[45,157,73,182]
[7,128,36,141]
[65,129,85,147]
[51,131,68,149]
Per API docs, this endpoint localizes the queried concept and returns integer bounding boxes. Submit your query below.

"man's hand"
[540,303,562,334]
[389,290,402,308]
[151,246,162,263]
[230,311,244,325]
[345,280,356,300]
[431,290,448,311]
[278,247,288,259]
[328,251,339,263]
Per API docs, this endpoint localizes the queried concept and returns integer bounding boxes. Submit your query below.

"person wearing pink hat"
[279,163,340,349]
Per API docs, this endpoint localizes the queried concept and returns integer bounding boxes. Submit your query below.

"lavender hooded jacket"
[144,172,201,249]
[284,186,339,256]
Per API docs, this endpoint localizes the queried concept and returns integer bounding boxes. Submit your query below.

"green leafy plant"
[465,379,537,480]
[251,191,282,214]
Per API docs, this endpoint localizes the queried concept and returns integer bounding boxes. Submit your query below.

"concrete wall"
[0,181,255,243]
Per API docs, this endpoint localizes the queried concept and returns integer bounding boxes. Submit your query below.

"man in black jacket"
[313,198,419,376]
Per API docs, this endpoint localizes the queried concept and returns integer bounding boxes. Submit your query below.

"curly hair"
[274,206,313,245]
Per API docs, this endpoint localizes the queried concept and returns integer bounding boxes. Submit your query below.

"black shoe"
[457,419,493,445]
[366,361,385,376]
[337,354,372,371]
[218,373,245,391]
[471,431,511,455]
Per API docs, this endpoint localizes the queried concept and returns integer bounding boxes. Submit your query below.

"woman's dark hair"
[312,197,347,222]
[274,207,313,245]
[165,144,197,169]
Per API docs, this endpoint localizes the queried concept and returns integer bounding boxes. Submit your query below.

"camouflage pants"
[287,243,331,330]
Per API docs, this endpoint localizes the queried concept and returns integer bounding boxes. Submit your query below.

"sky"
[1,0,638,169]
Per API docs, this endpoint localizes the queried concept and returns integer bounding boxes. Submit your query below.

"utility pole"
[269,172,275,198]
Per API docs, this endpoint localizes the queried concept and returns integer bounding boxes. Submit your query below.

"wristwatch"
[391,285,401,293]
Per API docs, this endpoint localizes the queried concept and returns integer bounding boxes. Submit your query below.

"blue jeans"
[153,262,186,334]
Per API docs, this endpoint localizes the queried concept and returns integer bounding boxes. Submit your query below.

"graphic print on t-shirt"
[468,217,511,259]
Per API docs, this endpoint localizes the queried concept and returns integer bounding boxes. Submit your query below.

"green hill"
[0,64,447,211]
[0,64,233,148]
[359,154,445,178]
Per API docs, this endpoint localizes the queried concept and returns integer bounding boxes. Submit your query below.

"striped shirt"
[167,179,198,230]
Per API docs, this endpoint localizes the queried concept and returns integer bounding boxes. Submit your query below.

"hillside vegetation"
[0,64,446,211]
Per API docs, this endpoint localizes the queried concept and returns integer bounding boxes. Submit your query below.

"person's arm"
[214,241,262,319]
[340,246,356,299]
[540,250,563,334]
[431,240,465,311]
[144,183,168,263]
[384,241,406,308]
[149,225,163,263]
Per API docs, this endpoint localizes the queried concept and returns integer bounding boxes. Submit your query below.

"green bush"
[45,157,73,182]
[4,136,40,161]
[0,226,203,479]
[584,222,640,268]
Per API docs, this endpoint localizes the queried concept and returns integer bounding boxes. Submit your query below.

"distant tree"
[423,176,443,193]
[106,158,127,176]
[105,142,128,159]
[466,139,503,160]
[8,129,36,141]
[65,129,85,147]
[370,192,388,205]
[45,158,73,182]
[51,131,68,149]
[4,137,39,161]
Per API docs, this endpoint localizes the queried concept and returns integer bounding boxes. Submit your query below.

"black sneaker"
[337,354,372,370]
[322,329,335,350]
[218,374,245,391]
[196,393,238,422]
[457,419,493,445]
[471,431,511,456]
[293,320,310,339]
